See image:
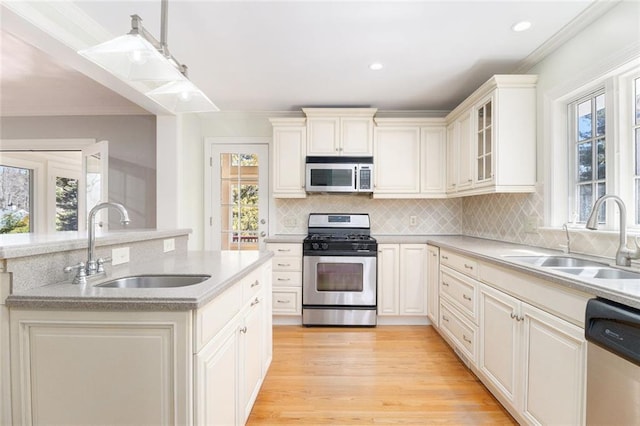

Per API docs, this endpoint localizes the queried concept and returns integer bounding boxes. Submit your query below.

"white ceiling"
[1,0,611,116]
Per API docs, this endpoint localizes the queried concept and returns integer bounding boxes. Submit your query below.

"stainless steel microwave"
[305,156,373,193]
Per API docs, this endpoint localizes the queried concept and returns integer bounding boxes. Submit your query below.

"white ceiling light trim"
[511,21,532,32]
[77,0,218,113]
[369,62,384,71]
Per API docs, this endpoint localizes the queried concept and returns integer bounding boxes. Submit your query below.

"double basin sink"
[505,255,640,280]
[96,274,211,288]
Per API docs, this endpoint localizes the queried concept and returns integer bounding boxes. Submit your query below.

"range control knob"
[321,243,329,250]
[312,243,320,250]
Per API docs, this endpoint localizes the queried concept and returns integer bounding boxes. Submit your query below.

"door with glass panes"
[208,144,269,251]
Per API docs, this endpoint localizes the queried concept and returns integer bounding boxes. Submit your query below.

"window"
[570,92,606,223]
[55,176,79,231]
[634,77,640,225]
[0,165,32,233]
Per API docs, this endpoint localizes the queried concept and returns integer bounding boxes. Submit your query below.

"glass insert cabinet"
[476,96,494,184]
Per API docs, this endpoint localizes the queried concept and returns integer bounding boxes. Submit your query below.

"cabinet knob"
[240,326,248,334]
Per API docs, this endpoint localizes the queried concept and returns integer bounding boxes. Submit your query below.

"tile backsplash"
[275,186,637,264]
[275,195,462,235]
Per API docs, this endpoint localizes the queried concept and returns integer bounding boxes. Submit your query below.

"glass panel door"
[209,144,268,251]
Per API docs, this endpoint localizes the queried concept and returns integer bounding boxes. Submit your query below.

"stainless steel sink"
[96,274,211,288]
[505,255,606,268]
[551,267,640,280]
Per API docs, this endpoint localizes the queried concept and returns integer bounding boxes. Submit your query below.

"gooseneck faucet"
[87,202,130,275]
[585,195,640,267]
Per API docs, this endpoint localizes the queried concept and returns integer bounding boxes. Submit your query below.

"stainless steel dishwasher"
[585,298,640,425]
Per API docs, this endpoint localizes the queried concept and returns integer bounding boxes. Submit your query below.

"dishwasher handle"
[585,298,640,367]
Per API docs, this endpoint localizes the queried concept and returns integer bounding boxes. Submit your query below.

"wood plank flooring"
[247,325,517,425]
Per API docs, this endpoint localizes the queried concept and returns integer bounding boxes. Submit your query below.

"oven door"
[303,255,376,306]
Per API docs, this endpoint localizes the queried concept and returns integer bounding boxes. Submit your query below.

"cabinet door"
[307,117,339,155]
[456,111,474,190]
[341,117,373,155]
[196,326,239,426]
[479,284,520,407]
[426,245,440,326]
[445,123,457,193]
[272,126,306,197]
[373,127,421,194]
[241,298,264,422]
[399,244,428,315]
[377,244,400,315]
[475,96,494,186]
[521,303,586,426]
[420,126,446,196]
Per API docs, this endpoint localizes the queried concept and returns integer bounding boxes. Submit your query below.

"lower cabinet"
[479,282,586,425]
[377,244,428,316]
[426,245,440,326]
[11,261,273,426]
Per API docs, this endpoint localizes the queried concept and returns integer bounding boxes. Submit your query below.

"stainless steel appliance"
[302,213,377,326]
[585,298,640,424]
[305,156,373,193]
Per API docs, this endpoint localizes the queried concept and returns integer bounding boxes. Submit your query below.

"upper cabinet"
[270,118,307,198]
[303,108,377,156]
[373,118,446,198]
[446,75,538,197]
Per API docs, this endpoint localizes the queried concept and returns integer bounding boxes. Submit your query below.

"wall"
[0,115,157,228]
[462,0,640,260]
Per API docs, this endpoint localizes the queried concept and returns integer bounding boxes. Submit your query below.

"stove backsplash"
[275,195,462,235]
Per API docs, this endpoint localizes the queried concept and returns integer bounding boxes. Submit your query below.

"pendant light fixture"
[78,0,218,113]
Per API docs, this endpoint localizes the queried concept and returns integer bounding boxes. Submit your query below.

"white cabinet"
[446,110,474,194]
[445,75,537,196]
[479,283,586,425]
[377,244,428,316]
[373,126,421,195]
[426,245,440,326]
[267,243,302,316]
[373,118,446,198]
[303,108,376,156]
[10,309,192,425]
[0,274,10,426]
[270,118,306,198]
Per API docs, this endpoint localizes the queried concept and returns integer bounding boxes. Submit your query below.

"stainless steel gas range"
[302,213,377,326]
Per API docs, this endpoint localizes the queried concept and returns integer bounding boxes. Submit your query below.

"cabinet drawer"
[194,283,243,352]
[272,288,301,315]
[440,267,478,322]
[272,271,302,287]
[267,243,302,258]
[273,257,302,272]
[243,269,263,301]
[440,249,478,278]
[440,299,477,364]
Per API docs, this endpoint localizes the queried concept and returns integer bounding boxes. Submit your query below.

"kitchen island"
[2,230,273,426]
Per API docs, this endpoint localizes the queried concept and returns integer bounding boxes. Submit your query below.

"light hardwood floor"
[247,325,517,425]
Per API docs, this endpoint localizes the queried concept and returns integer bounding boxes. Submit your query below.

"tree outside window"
[0,165,31,234]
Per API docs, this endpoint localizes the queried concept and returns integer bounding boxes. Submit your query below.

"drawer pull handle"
[276,299,291,304]
[277,277,291,281]
[442,281,450,287]
[251,297,260,307]
[251,280,260,288]
[510,312,524,321]
[240,326,248,334]
[464,264,474,270]
[463,294,472,301]
[278,263,291,267]
[442,255,449,260]
[442,315,450,322]
[277,249,291,252]
[463,334,472,344]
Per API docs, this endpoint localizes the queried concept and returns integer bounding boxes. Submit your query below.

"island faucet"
[585,194,640,267]
[87,202,130,275]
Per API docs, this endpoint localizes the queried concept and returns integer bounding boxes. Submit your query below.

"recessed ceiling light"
[369,62,383,71]
[512,21,532,32]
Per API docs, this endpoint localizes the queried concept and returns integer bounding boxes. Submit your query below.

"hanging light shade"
[147,78,218,113]
[77,1,218,113]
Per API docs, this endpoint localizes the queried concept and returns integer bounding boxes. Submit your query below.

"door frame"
[203,138,270,251]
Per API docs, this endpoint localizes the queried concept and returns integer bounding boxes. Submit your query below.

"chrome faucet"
[86,202,130,275]
[585,195,640,267]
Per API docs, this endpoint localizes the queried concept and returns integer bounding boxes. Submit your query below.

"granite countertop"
[6,250,273,311]
[0,229,192,259]
[426,235,640,309]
